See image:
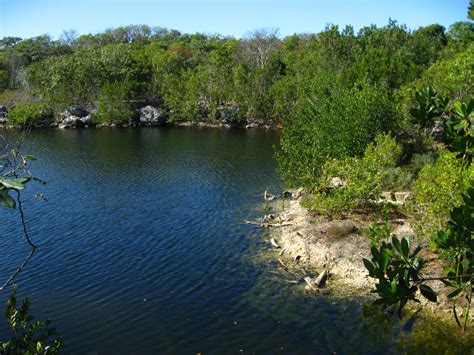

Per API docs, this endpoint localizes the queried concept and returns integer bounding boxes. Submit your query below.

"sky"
[0,0,471,40]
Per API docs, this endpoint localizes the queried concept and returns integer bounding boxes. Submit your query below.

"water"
[0,127,472,354]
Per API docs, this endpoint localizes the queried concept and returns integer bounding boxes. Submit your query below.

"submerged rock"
[139,105,166,126]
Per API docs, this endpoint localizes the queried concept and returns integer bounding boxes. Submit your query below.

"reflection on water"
[0,127,472,353]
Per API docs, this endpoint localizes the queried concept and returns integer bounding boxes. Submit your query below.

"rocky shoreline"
[0,104,280,130]
[259,189,461,316]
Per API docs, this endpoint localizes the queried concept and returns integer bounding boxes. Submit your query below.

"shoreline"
[261,190,462,317]
[0,120,281,131]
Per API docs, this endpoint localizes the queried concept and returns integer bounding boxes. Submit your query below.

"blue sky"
[0,0,471,40]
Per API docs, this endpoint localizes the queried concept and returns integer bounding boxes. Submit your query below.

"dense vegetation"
[0,19,472,127]
[0,0,473,346]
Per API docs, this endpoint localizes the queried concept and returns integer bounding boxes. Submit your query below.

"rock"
[326,220,356,238]
[292,188,305,200]
[394,192,412,203]
[80,115,92,126]
[431,119,443,140]
[245,123,259,129]
[139,106,166,126]
[67,106,88,117]
[217,102,239,123]
[380,192,394,201]
[329,177,347,188]
[0,105,7,124]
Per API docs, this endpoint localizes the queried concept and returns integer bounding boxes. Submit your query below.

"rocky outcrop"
[0,105,7,124]
[67,106,88,118]
[139,106,166,126]
[57,106,92,129]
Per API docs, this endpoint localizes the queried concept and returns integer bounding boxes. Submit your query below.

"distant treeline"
[0,21,472,127]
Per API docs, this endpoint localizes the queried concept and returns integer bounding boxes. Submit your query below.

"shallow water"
[0,127,472,353]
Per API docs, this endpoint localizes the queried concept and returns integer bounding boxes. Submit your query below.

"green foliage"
[434,187,474,334]
[409,87,447,129]
[443,97,474,166]
[364,206,395,247]
[414,43,474,101]
[0,19,458,127]
[304,134,401,215]
[0,286,62,354]
[409,151,473,241]
[277,84,400,187]
[7,102,51,125]
[363,236,436,317]
[93,81,136,124]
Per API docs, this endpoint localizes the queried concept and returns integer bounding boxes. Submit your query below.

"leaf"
[23,155,37,161]
[447,288,463,299]
[363,258,375,275]
[401,238,409,258]
[0,189,16,208]
[380,251,391,272]
[419,285,437,302]
[0,178,28,190]
[392,236,402,255]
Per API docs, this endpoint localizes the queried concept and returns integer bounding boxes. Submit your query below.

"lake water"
[0,127,472,353]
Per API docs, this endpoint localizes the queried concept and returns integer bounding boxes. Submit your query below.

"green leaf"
[363,258,375,275]
[447,288,463,299]
[419,284,437,302]
[401,238,409,258]
[0,189,16,208]
[23,155,37,161]
[380,251,390,272]
[0,178,28,190]
[392,236,402,255]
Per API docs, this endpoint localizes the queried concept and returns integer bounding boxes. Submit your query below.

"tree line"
[0,20,472,126]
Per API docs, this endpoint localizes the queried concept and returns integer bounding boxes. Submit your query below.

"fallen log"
[304,276,317,291]
[267,222,294,228]
[315,270,328,288]
[263,190,276,201]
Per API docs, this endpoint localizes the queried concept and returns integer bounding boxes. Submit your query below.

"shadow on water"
[243,237,474,354]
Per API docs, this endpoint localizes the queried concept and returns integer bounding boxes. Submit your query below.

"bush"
[408,150,474,241]
[7,102,51,125]
[276,82,401,187]
[304,134,402,216]
[92,81,136,124]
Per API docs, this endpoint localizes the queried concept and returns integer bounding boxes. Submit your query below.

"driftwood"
[266,222,294,228]
[271,238,280,248]
[277,258,287,268]
[315,270,328,288]
[263,190,276,201]
[304,276,317,291]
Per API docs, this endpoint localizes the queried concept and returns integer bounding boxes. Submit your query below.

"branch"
[0,190,36,292]
[419,274,474,282]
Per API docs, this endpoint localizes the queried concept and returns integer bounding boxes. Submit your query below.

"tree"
[0,135,62,352]
[240,28,280,69]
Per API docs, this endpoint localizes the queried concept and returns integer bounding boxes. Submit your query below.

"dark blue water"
[0,128,471,354]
